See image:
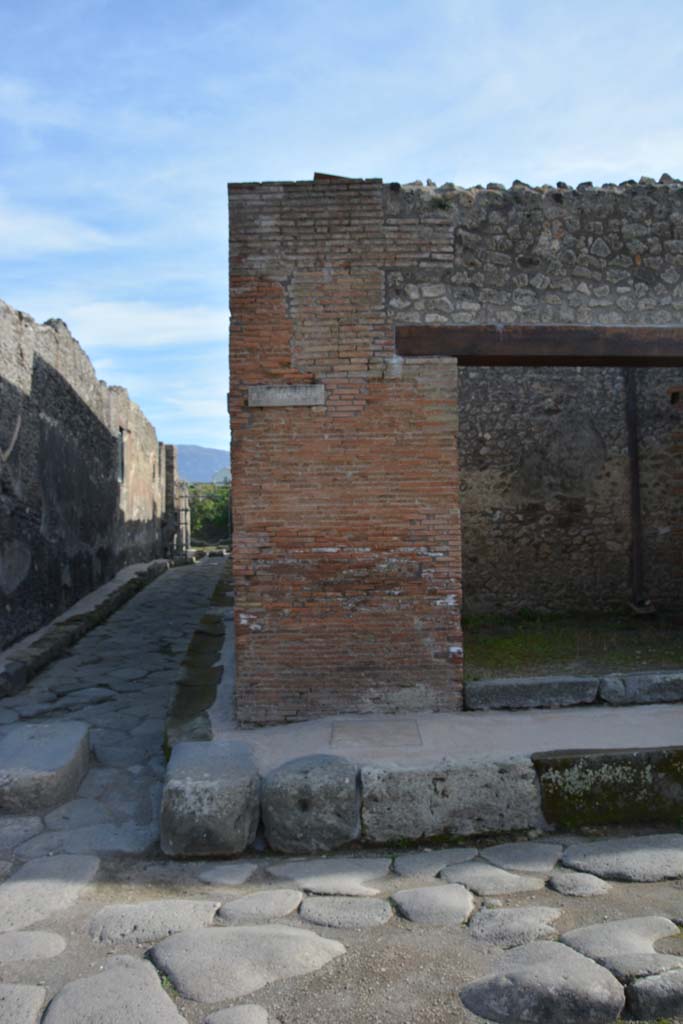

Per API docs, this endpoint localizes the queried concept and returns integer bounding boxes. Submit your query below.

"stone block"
[261,754,360,853]
[160,740,260,857]
[465,675,598,711]
[0,721,90,812]
[599,670,683,705]
[361,757,545,843]
[533,747,683,829]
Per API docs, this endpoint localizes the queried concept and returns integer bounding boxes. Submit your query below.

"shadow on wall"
[0,356,166,649]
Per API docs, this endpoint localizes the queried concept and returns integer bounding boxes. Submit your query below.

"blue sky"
[1,0,681,449]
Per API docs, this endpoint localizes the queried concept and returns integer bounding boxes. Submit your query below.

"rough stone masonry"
[228,174,683,725]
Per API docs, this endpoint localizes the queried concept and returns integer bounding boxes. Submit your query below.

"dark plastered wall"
[0,356,163,649]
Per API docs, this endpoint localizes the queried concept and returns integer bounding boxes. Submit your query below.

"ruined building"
[229,174,683,725]
[0,300,189,650]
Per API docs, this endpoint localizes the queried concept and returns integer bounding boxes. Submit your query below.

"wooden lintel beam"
[395,325,683,367]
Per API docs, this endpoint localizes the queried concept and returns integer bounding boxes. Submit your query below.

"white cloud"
[66,300,228,349]
[0,198,115,259]
[0,77,79,129]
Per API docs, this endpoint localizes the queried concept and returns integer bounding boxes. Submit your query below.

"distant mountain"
[176,445,231,483]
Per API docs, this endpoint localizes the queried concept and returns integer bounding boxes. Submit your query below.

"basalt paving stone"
[0,931,65,963]
[267,856,391,896]
[42,954,186,1024]
[218,889,302,923]
[392,884,474,925]
[441,860,546,895]
[199,861,259,887]
[460,940,626,1024]
[0,815,43,852]
[0,854,99,931]
[627,967,683,1019]
[548,867,612,897]
[392,847,477,878]
[44,797,113,829]
[480,841,563,876]
[14,821,157,858]
[561,916,683,982]
[0,709,18,726]
[299,895,394,929]
[562,833,683,881]
[150,924,346,1003]
[90,898,220,943]
[205,1007,269,1024]
[0,983,45,1024]
[468,906,562,947]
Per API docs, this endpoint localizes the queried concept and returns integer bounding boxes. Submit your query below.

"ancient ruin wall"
[230,176,683,723]
[387,180,683,614]
[0,299,175,648]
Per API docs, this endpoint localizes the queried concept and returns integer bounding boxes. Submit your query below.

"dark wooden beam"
[396,324,683,366]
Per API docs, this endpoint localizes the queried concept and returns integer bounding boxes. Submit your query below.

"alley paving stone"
[392,847,477,878]
[42,955,186,1024]
[0,983,45,1024]
[217,889,302,923]
[0,815,43,851]
[0,931,65,963]
[480,841,563,876]
[441,860,546,895]
[562,833,683,881]
[560,916,683,982]
[199,861,259,887]
[460,941,626,1024]
[205,1008,270,1024]
[468,906,562,947]
[299,896,394,929]
[548,867,612,897]
[0,854,99,931]
[267,856,392,895]
[90,898,220,943]
[392,884,474,925]
[150,924,346,1002]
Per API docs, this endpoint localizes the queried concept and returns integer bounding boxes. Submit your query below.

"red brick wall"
[229,179,462,724]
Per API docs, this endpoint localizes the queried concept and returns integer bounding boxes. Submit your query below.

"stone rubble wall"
[0,299,183,649]
[386,178,683,614]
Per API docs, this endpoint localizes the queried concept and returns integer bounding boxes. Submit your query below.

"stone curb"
[0,560,169,699]
[465,669,683,711]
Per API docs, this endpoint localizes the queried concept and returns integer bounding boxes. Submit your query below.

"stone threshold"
[0,559,169,698]
[464,670,683,711]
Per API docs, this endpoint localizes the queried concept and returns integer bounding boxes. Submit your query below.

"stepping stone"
[268,856,391,896]
[441,861,545,895]
[469,907,561,947]
[0,983,45,1024]
[392,847,477,878]
[150,924,345,1002]
[392,884,474,925]
[160,741,260,857]
[0,854,99,932]
[0,722,89,812]
[90,899,220,943]
[0,931,65,963]
[549,868,612,897]
[299,896,393,929]
[460,940,625,1024]
[480,841,563,876]
[42,954,185,1023]
[562,833,683,881]
[0,816,43,852]
[627,968,683,1020]
[261,755,360,853]
[199,861,258,887]
[218,889,302,923]
[561,916,683,982]
[205,1008,269,1024]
